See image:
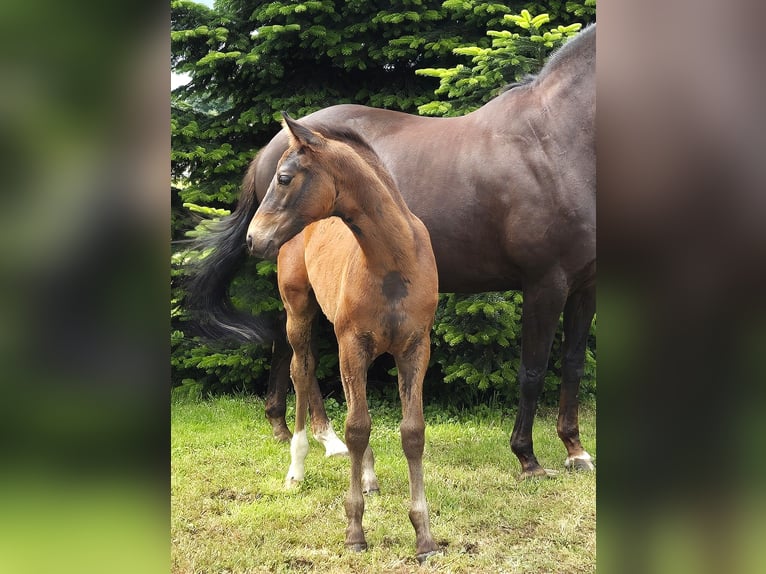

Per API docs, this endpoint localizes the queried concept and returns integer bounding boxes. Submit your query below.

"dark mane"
[499,74,535,93]
[498,24,595,93]
[312,124,378,158]
[308,123,403,205]
[536,23,595,81]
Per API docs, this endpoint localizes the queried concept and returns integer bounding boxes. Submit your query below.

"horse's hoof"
[363,487,380,496]
[346,542,367,553]
[565,454,595,471]
[519,467,558,480]
[416,548,442,564]
[268,418,293,442]
[324,443,349,458]
[284,478,302,489]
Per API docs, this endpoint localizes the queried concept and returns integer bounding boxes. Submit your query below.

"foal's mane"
[305,123,406,209]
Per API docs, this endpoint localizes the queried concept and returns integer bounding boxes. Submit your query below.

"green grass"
[172,395,596,573]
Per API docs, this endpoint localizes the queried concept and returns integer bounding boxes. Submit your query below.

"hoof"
[324,443,349,458]
[284,478,302,489]
[565,454,595,471]
[519,467,558,480]
[416,548,442,564]
[268,418,293,442]
[346,542,367,553]
[363,487,380,496]
[272,428,292,442]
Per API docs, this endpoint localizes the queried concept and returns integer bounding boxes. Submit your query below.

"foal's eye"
[277,173,292,186]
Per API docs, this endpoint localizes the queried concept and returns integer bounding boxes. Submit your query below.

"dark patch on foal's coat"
[382,271,409,301]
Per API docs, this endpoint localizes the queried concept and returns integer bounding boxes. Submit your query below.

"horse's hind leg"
[558,286,596,471]
[264,335,293,442]
[396,337,439,561]
[510,276,568,479]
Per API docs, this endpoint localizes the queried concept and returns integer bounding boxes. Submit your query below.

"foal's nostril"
[246,234,253,252]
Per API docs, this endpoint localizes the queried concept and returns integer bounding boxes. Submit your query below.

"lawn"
[171,395,596,573]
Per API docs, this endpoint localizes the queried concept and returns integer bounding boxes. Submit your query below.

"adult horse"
[187,25,595,478]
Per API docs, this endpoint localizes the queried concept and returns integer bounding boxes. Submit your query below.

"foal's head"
[246,112,353,260]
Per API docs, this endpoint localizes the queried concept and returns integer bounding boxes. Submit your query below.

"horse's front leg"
[395,335,439,562]
[337,335,373,551]
[558,286,596,471]
[510,275,568,479]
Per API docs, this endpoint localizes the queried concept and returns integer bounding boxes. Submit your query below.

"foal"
[246,113,440,560]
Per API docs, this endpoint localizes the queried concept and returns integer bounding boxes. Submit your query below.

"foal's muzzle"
[246,232,278,260]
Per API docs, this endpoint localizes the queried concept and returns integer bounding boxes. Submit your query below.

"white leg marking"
[285,430,309,487]
[564,451,594,469]
[314,424,348,457]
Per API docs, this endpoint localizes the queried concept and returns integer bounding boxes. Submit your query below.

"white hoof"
[285,476,303,489]
[314,426,349,457]
[564,452,595,471]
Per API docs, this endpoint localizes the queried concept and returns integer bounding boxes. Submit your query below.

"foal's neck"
[331,150,420,276]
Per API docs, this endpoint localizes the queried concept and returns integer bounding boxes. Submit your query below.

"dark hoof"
[416,548,442,564]
[363,487,380,496]
[271,428,292,442]
[519,467,558,480]
[268,418,292,442]
[346,542,367,553]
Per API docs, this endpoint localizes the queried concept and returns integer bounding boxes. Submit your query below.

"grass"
[171,395,596,573]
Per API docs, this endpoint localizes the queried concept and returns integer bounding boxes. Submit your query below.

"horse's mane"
[499,75,535,93]
[536,23,595,81]
[306,123,403,205]
[498,23,596,92]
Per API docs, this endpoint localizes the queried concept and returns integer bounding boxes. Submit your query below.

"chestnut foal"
[246,113,440,561]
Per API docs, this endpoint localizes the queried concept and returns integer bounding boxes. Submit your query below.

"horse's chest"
[337,277,425,351]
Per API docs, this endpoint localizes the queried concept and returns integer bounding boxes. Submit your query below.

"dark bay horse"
[187,25,595,478]
[248,113,440,559]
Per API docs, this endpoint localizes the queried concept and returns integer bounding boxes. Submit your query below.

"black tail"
[182,156,281,345]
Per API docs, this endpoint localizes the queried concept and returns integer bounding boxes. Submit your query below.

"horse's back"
[260,29,595,294]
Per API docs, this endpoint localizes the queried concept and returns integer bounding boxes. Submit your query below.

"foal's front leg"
[337,336,374,551]
[283,301,318,488]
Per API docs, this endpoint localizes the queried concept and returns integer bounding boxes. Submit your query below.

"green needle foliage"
[171,1,596,405]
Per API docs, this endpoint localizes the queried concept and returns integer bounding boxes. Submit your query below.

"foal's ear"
[281,111,324,149]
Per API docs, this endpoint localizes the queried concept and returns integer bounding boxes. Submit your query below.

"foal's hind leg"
[265,324,346,455]
[510,275,568,479]
[558,286,596,471]
[395,337,439,562]
[306,323,347,458]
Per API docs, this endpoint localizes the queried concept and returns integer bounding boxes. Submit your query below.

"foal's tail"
[183,156,281,345]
